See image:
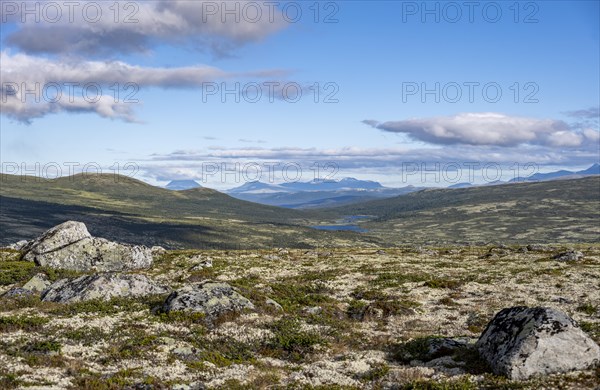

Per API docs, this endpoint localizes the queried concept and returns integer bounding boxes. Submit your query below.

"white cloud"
[2,0,287,56]
[0,51,284,122]
[365,112,597,147]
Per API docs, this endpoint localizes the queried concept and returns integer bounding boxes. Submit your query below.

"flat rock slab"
[476,306,600,380]
[21,221,154,271]
[162,281,254,322]
[42,273,170,303]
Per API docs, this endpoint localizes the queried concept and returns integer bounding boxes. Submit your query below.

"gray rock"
[162,281,254,322]
[7,240,29,251]
[476,306,600,380]
[41,273,170,303]
[527,244,551,252]
[553,250,584,262]
[151,246,167,255]
[22,273,51,292]
[265,298,283,311]
[189,255,213,271]
[304,306,323,315]
[21,221,154,271]
[2,287,35,299]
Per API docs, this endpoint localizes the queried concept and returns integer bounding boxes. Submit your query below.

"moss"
[392,336,442,363]
[0,261,37,286]
[424,278,463,289]
[0,315,49,332]
[576,302,597,316]
[24,340,62,354]
[360,362,390,381]
[266,317,325,362]
[397,378,477,390]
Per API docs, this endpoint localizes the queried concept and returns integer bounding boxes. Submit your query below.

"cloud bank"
[364,112,599,148]
[0,51,284,123]
[2,0,287,56]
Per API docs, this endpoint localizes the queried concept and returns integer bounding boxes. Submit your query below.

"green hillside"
[324,177,600,244]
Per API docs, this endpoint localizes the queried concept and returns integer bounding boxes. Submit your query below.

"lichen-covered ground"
[1,245,599,389]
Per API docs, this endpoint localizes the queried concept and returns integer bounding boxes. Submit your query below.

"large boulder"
[21,221,154,271]
[162,281,254,322]
[41,273,169,303]
[476,306,600,380]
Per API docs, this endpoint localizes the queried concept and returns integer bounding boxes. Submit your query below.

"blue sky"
[1,1,599,189]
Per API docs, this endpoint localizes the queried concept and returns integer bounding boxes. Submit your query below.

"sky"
[1,0,599,189]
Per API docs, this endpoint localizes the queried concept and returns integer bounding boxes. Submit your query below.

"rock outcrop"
[162,281,254,322]
[476,306,600,380]
[21,221,154,271]
[41,273,170,303]
[553,250,584,262]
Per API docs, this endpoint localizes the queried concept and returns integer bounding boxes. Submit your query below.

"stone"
[2,287,35,299]
[21,221,154,271]
[162,281,254,322]
[22,273,51,292]
[265,298,283,311]
[7,240,29,251]
[305,306,323,315]
[476,306,600,380]
[553,250,584,262]
[189,255,213,271]
[41,273,170,303]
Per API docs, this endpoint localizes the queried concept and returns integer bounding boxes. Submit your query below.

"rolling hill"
[0,174,381,249]
[322,176,600,244]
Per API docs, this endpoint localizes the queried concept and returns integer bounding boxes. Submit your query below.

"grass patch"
[0,315,49,332]
[0,261,37,285]
[424,278,463,289]
[265,317,325,362]
[576,302,598,316]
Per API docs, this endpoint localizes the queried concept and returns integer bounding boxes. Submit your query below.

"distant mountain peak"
[166,180,201,191]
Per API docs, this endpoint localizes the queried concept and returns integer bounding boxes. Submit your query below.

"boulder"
[476,306,600,380]
[162,281,254,322]
[1,273,52,299]
[41,273,170,303]
[2,287,35,299]
[22,273,52,292]
[21,221,154,271]
[553,250,584,262]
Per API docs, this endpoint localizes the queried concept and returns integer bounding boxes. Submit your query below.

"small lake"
[311,225,368,233]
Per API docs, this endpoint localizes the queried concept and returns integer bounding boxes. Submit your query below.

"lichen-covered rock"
[162,281,254,322]
[20,221,154,271]
[476,306,600,380]
[21,221,91,256]
[2,287,35,299]
[41,273,170,303]
[22,273,51,292]
[553,250,584,262]
[189,255,213,271]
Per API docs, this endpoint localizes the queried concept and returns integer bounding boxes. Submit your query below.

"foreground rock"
[476,306,600,380]
[21,221,154,271]
[162,281,254,322]
[2,273,52,299]
[41,273,169,303]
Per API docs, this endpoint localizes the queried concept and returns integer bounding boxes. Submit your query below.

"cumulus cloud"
[0,51,285,122]
[1,0,287,56]
[364,112,597,148]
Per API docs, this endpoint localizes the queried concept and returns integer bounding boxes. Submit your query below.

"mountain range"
[226,178,422,208]
[2,171,599,248]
